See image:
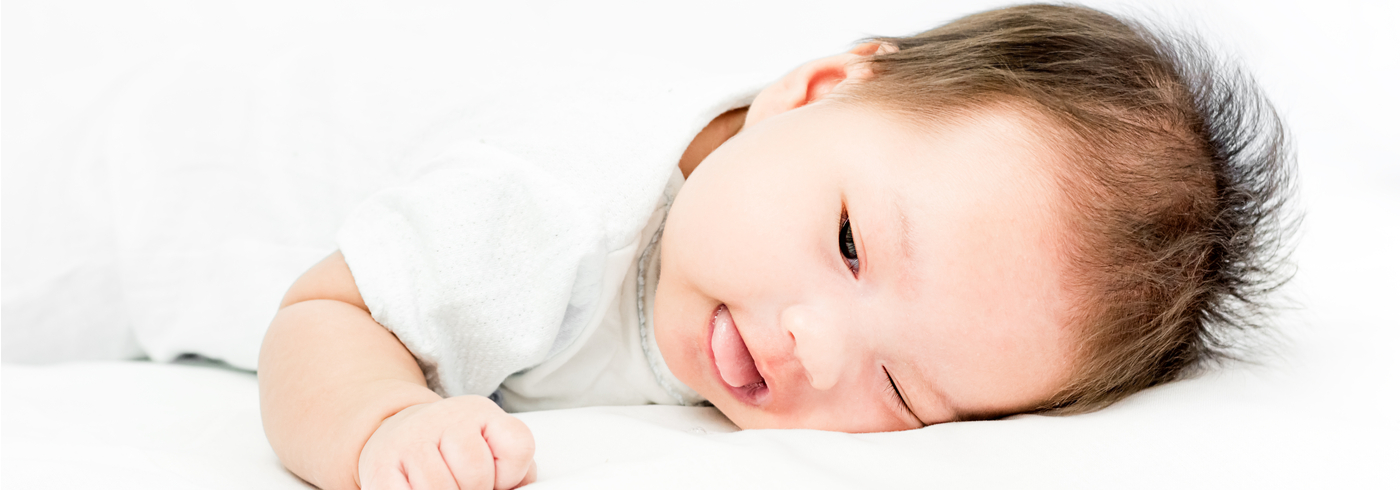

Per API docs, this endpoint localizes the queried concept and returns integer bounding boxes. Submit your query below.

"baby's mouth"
[710,304,767,393]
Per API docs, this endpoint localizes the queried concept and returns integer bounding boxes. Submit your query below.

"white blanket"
[3,0,1397,488]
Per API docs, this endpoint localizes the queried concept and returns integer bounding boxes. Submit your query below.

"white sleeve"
[336,141,608,397]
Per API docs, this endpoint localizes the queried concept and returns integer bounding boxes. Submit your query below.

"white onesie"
[338,73,762,412]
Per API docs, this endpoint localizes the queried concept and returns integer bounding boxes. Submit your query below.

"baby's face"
[654,100,1078,431]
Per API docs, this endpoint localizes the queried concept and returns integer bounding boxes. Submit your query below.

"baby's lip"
[708,304,770,406]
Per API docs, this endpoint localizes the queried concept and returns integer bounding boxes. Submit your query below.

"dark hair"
[848,3,1297,413]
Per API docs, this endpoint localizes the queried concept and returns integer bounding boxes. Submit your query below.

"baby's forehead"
[844,102,1069,177]
[836,104,1076,310]
[844,105,1069,215]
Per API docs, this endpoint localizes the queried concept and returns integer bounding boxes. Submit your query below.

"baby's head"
[654,4,1295,431]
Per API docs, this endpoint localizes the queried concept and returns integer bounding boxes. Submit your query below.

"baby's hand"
[358,395,537,490]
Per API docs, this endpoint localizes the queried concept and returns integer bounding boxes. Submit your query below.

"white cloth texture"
[338,75,759,411]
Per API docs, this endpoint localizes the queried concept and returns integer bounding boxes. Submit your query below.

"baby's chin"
[705,399,765,430]
[708,403,840,432]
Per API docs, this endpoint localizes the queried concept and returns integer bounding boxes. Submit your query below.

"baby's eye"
[840,215,860,276]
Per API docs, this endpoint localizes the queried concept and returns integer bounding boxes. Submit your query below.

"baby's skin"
[259,43,1076,490]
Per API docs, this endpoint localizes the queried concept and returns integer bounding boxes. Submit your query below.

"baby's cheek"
[650,285,704,390]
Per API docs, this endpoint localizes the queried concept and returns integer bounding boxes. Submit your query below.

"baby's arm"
[259,252,537,490]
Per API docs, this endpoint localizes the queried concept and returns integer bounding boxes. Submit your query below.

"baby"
[259,4,1294,490]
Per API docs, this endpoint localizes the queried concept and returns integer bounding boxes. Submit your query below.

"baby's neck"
[678,107,748,179]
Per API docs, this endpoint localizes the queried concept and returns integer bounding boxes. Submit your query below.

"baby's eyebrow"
[882,193,917,284]
[921,372,963,426]
[895,195,915,264]
[895,363,939,427]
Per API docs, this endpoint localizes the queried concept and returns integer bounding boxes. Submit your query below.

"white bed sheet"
[0,353,1389,490]
[4,0,1398,488]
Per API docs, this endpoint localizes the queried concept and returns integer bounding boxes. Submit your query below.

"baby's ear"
[745,44,891,128]
[849,41,899,56]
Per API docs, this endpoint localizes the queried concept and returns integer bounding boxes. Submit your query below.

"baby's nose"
[779,304,851,391]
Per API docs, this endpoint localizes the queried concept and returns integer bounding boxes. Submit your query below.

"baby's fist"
[359,395,537,490]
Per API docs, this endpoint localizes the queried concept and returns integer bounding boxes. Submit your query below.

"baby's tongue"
[711,305,763,387]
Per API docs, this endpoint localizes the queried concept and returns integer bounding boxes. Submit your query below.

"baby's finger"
[440,429,495,490]
[404,443,459,490]
[360,459,412,490]
[481,415,536,490]
[516,460,538,489]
